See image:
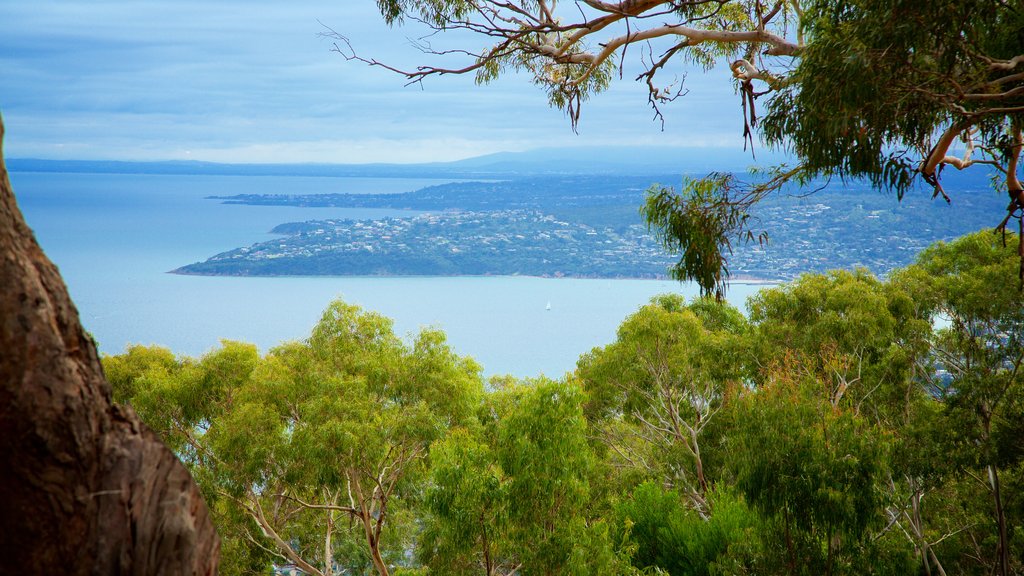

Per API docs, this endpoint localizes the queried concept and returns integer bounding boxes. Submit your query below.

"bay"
[10,171,768,377]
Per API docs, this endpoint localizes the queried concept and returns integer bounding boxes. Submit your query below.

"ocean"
[10,171,767,377]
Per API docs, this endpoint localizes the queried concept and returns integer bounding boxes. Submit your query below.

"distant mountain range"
[6,146,793,178]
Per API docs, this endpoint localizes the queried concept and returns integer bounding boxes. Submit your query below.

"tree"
[0,116,220,569]
[577,294,748,515]
[109,301,484,576]
[580,275,937,575]
[763,0,1024,201]
[761,0,1024,282]
[746,269,931,422]
[417,377,633,576]
[727,362,914,576]
[895,231,1024,576]
[745,269,970,575]
[417,427,515,576]
[613,482,761,576]
[343,0,1023,297]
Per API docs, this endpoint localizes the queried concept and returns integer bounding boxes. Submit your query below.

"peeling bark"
[0,114,219,574]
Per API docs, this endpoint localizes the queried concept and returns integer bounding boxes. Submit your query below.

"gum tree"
[0,115,219,573]
[417,377,633,575]
[109,301,484,576]
[745,270,957,574]
[576,294,748,515]
[728,362,912,576]
[896,232,1024,576]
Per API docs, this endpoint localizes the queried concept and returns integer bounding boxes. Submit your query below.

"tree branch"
[243,491,324,576]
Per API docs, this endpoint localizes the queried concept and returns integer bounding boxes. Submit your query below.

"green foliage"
[104,344,179,406]
[417,428,508,575]
[685,295,748,335]
[897,231,1024,574]
[900,231,1023,323]
[585,294,748,417]
[898,231,1024,466]
[748,269,932,425]
[735,375,889,532]
[107,231,1024,575]
[375,0,473,27]
[497,378,596,573]
[108,299,483,576]
[308,299,404,385]
[615,483,760,576]
[728,370,900,574]
[578,295,748,522]
[642,174,766,300]
[763,0,1023,195]
[418,378,631,575]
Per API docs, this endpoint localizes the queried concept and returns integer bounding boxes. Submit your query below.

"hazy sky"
[0,1,749,164]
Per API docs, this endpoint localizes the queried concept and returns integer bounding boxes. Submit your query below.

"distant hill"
[177,167,1007,282]
[438,146,791,174]
[6,146,790,179]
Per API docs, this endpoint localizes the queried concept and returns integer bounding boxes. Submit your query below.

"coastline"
[167,267,784,286]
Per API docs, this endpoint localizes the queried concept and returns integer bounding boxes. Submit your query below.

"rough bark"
[0,114,219,574]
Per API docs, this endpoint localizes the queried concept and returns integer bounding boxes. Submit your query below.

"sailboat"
[546,301,551,311]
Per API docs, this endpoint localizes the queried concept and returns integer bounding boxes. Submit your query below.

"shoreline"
[167,268,784,286]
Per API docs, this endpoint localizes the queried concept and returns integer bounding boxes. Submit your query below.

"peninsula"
[176,172,1007,280]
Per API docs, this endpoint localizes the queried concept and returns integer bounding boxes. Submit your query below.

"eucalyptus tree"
[758,0,1024,293]
[612,481,762,576]
[417,427,514,575]
[107,300,484,576]
[344,0,1023,297]
[727,363,914,576]
[895,231,1024,576]
[744,270,967,574]
[746,269,931,421]
[0,113,218,571]
[576,294,748,515]
[417,377,632,575]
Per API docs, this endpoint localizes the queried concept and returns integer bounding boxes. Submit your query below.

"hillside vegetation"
[110,231,1024,576]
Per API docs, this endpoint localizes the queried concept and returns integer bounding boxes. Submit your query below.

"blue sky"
[0,1,749,164]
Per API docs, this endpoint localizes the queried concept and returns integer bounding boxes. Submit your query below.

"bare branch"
[920,121,973,199]
[986,54,1024,71]
[273,492,360,516]
[570,23,800,84]
[243,491,325,576]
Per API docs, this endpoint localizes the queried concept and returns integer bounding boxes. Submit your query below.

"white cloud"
[0,1,747,164]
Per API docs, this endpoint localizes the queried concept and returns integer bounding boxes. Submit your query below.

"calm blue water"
[10,171,768,377]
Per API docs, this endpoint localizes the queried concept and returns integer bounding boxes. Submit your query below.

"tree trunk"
[0,114,220,574]
[989,463,1010,576]
[362,515,391,576]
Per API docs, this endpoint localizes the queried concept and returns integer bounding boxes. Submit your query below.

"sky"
[0,1,751,164]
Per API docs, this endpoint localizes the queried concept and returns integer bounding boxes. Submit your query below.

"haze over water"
[12,170,766,377]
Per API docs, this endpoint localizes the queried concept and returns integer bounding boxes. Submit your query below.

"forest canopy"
[109,231,1024,576]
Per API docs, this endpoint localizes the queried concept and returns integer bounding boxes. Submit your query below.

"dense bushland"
[108,231,1024,575]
